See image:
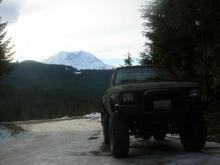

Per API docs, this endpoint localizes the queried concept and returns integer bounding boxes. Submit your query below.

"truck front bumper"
[114,103,205,123]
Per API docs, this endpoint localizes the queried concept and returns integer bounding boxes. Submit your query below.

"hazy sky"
[0,0,146,62]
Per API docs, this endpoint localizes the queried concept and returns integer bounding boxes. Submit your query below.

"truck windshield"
[114,67,176,85]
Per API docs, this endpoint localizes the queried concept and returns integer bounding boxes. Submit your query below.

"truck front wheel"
[180,114,207,151]
[109,112,129,158]
[102,113,110,144]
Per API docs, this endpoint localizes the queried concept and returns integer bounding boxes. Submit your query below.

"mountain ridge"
[43,51,113,70]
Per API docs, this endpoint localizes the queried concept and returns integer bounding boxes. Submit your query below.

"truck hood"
[112,81,199,92]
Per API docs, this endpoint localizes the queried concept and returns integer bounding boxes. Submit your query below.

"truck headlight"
[122,93,134,102]
[189,89,200,98]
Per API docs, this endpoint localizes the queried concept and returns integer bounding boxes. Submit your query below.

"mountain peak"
[43,51,113,70]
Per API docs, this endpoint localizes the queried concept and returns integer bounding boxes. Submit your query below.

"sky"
[0,0,146,63]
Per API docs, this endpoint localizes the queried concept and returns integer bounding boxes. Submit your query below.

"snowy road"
[1,114,220,165]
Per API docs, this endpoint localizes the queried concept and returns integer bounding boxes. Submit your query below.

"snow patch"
[84,112,100,119]
[60,116,70,120]
[0,125,12,143]
[1,117,220,164]
[64,66,72,71]
[0,125,24,143]
[0,124,24,143]
[73,71,82,75]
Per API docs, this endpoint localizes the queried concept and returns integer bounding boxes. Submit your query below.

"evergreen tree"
[124,52,133,66]
[139,51,152,65]
[141,0,220,96]
[0,0,13,76]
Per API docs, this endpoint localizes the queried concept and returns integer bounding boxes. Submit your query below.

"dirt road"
[0,114,220,165]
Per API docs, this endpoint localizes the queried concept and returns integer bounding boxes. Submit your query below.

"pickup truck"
[102,66,207,157]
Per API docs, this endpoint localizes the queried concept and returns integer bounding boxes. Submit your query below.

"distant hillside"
[0,60,111,95]
[0,61,112,121]
[43,51,113,70]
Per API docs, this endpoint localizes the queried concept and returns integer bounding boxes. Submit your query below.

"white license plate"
[154,100,172,110]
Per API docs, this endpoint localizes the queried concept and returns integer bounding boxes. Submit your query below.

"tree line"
[124,0,220,101]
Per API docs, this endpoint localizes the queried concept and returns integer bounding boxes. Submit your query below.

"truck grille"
[142,88,187,112]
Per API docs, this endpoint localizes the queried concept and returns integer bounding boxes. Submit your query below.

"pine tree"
[0,1,13,76]
[139,51,152,65]
[124,52,133,66]
[141,0,220,96]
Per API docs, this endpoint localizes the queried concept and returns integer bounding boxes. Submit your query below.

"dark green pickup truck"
[102,66,207,158]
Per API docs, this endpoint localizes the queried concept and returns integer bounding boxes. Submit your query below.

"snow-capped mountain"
[43,51,113,70]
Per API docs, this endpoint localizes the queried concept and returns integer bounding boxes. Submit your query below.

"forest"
[0,61,112,121]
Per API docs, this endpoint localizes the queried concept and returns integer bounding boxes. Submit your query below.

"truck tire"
[103,113,110,144]
[109,112,129,158]
[180,114,207,151]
